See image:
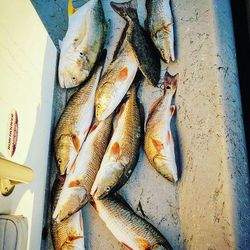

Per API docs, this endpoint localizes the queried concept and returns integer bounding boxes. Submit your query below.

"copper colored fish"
[53,115,113,223]
[54,65,102,175]
[91,194,172,250]
[91,84,141,199]
[110,0,161,86]
[51,176,85,250]
[144,72,178,182]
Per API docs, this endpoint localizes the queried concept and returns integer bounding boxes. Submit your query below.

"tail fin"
[110,0,137,21]
[163,71,178,95]
[68,0,77,16]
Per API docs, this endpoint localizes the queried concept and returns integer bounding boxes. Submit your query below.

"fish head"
[153,154,178,183]
[163,71,178,95]
[91,162,124,199]
[53,185,88,223]
[58,49,91,88]
[55,135,76,175]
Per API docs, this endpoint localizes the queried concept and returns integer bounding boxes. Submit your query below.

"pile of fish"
[51,0,178,249]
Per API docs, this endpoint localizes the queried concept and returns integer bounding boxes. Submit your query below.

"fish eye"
[58,159,62,165]
[72,76,76,81]
[80,51,83,57]
[106,186,111,192]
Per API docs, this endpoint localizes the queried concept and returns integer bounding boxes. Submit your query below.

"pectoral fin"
[135,238,152,250]
[117,67,128,81]
[152,138,164,152]
[71,134,81,152]
[169,105,175,117]
[110,142,121,161]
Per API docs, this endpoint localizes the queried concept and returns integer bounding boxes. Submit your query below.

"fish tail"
[163,71,178,96]
[110,0,137,21]
[68,0,77,16]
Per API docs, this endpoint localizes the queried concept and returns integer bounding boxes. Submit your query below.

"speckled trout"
[53,115,113,223]
[58,0,106,88]
[91,194,172,250]
[51,176,85,250]
[110,0,160,86]
[145,0,175,63]
[91,85,141,199]
[144,72,178,182]
[54,65,102,175]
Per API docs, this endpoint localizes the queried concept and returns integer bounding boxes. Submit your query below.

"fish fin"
[89,122,100,133]
[68,0,77,17]
[68,179,81,188]
[71,134,81,152]
[110,0,137,21]
[147,97,162,124]
[114,193,134,210]
[169,105,175,117]
[135,238,152,249]
[110,142,120,161]
[121,242,133,250]
[152,138,164,152]
[166,131,171,145]
[163,72,178,95]
[117,67,129,81]
[163,22,174,33]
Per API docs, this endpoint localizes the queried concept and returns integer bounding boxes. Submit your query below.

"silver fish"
[58,0,106,88]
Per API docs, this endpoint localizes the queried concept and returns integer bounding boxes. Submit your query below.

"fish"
[53,115,113,223]
[51,176,85,250]
[144,72,178,182]
[91,84,141,199]
[95,38,138,121]
[54,65,102,175]
[91,194,172,250]
[145,0,175,63]
[110,0,160,86]
[58,0,106,88]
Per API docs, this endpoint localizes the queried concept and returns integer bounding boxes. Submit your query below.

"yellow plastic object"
[0,157,33,196]
[68,0,77,17]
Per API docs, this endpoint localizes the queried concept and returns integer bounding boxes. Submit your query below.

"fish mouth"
[53,187,88,223]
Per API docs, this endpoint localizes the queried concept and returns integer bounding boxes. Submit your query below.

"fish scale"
[144,72,178,182]
[58,0,106,88]
[93,195,172,250]
[51,177,84,250]
[54,65,102,175]
[145,0,175,63]
[91,84,141,199]
[53,115,113,223]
